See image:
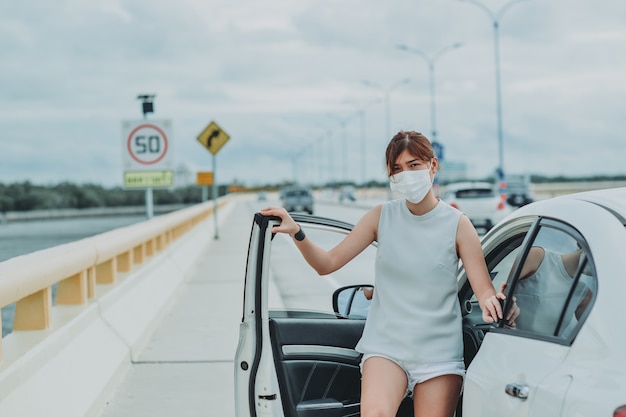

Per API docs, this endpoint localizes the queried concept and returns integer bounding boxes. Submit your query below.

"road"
[97,195,376,417]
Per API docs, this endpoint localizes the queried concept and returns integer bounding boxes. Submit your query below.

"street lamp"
[396,43,463,143]
[327,113,354,184]
[458,0,527,184]
[324,129,335,185]
[291,144,314,185]
[345,98,383,184]
[361,78,411,142]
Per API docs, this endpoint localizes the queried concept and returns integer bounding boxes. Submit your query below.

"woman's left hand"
[481,294,504,324]
[258,206,299,236]
[482,283,519,326]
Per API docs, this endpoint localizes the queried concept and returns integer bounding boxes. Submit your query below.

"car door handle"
[505,383,529,400]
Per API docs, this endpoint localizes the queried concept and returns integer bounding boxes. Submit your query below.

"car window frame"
[490,217,597,346]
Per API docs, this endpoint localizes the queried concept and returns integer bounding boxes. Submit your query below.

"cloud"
[0,0,625,188]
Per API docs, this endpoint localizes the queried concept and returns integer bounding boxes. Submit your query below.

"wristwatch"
[293,224,306,241]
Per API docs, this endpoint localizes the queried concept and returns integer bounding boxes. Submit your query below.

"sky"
[1,0,625,188]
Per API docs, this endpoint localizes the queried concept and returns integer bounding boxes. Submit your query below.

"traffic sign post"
[122,119,174,218]
[196,121,230,239]
[196,121,230,155]
[197,171,214,202]
[196,171,214,186]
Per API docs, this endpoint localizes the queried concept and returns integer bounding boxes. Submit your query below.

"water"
[1,215,148,336]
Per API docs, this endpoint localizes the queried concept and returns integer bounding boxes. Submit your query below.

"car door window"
[268,223,376,315]
[467,234,526,306]
[505,221,596,342]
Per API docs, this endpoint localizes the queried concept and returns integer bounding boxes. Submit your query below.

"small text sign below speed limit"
[124,170,174,188]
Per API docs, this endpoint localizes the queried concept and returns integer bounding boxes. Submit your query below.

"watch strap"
[294,224,306,241]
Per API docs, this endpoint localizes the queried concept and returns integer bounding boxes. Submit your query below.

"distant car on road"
[506,174,534,207]
[339,186,356,203]
[442,181,512,231]
[280,186,314,214]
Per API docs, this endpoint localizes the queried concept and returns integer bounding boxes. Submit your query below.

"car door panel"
[268,318,364,417]
[464,331,570,416]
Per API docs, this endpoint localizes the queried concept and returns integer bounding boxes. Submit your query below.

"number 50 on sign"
[121,120,173,171]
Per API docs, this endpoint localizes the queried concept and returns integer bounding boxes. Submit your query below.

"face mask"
[389,168,433,204]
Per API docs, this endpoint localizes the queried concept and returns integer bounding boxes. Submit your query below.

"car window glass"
[456,189,495,198]
[268,224,376,314]
[509,225,596,340]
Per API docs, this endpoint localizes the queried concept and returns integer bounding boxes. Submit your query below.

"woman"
[260,131,511,417]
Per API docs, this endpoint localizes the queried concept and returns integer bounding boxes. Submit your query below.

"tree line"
[1,174,624,212]
[0,181,214,212]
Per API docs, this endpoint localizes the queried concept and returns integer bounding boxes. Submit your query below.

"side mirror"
[332,285,373,319]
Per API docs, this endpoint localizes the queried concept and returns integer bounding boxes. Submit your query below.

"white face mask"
[389,168,433,204]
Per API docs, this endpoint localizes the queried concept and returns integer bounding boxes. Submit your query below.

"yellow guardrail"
[0,198,228,361]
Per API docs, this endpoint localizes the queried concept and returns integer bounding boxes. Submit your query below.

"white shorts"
[361,354,466,398]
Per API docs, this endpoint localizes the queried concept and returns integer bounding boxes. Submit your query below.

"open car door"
[234,213,379,417]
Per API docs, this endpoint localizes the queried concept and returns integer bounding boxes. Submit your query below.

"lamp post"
[325,130,334,186]
[291,145,312,185]
[396,43,463,143]
[361,78,411,143]
[327,113,354,184]
[352,99,382,185]
[458,0,526,186]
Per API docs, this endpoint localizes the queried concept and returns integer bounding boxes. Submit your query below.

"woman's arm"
[259,205,381,276]
[456,215,504,323]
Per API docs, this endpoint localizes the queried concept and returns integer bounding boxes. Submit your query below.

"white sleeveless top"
[355,199,464,364]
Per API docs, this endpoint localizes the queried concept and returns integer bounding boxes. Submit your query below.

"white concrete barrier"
[0,198,235,417]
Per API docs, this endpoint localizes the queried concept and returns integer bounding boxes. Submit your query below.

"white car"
[442,181,513,231]
[235,187,626,417]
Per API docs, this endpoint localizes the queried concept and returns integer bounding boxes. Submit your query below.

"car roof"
[564,187,626,224]
[281,185,310,192]
[504,187,626,226]
[443,181,495,191]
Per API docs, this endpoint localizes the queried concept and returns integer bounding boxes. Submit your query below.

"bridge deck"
[99,201,250,417]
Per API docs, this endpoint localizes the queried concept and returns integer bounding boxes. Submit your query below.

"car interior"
[267,292,487,417]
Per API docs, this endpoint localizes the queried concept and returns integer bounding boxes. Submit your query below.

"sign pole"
[196,120,230,240]
[142,108,153,219]
[146,187,154,218]
[212,153,219,240]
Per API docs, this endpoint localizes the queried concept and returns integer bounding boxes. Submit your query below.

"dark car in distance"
[280,186,314,214]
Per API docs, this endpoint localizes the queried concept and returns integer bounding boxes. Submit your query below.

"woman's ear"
[431,156,439,173]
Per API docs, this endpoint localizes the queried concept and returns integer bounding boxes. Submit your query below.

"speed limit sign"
[122,120,173,171]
